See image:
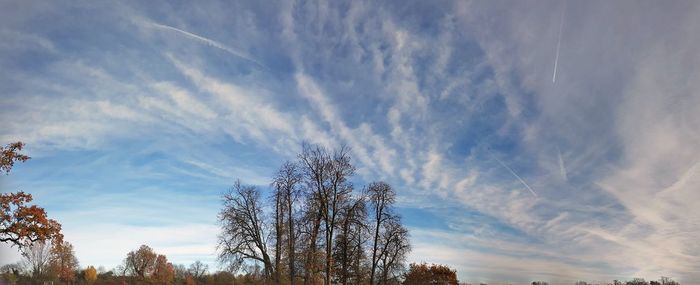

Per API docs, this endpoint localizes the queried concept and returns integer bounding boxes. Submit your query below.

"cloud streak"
[143,20,265,68]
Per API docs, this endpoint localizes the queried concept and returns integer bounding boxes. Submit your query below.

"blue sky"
[1,1,699,284]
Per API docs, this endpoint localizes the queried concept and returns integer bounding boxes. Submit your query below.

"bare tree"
[334,195,368,285]
[323,145,355,285]
[272,161,303,285]
[377,217,410,285]
[188,261,208,280]
[368,181,396,285]
[21,241,53,280]
[298,143,330,285]
[299,143,355,285]
[218,181,274,278]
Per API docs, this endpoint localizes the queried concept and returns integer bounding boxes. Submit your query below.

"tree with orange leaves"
[50,241,79,284]
[1,142,63,248]
[403,262,459,285]
[84,266,97,284]
[152,254,175,284]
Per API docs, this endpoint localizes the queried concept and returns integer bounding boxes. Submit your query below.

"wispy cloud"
[1,0,699,283]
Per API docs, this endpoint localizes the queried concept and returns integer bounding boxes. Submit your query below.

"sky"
[1,1,699,284]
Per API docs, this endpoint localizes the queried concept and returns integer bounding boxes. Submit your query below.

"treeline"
[216,143,411,285]
[0,241,270,285]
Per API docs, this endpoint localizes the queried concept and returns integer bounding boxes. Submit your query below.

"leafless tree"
[272,161,303,285]
[334,195,368,285]
[377,217,410,285]
[188,261,208,280]
[368,181,396,285]
[218,181,274,278]
[298,143,356,285]
[298,143,329,285]
[21,241,52,279]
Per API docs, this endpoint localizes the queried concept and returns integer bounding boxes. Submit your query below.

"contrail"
[557,146,568,181]
[146,21,266,68]
[487,149,538,197]
[552,0,566,83]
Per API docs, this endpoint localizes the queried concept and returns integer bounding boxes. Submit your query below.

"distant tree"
[659,277,679,285]
[21,241,53,280]
[124,245,158,279]
[152,254,175,284]
[188,261,208,280]
[173,264,188,283]
[0,263,22,285]
[403,263,459,285]
[50,240,79,283]
[531,282,549,285]
[84,266,97,284]
[1,142,63,249]
[218,181,274,277]
[625,278,648,285]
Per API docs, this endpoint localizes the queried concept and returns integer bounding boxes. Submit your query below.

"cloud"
[136,19,265,68]
[2,0,699,283]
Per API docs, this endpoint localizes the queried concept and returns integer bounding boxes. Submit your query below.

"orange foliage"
[403,262,459,285]
[0,192,63,247]
[0,142,63,248]
[84,266,98,284]
[50,241,79,283]
[125,245,158,278]
[1,142,30,174]
[152,254,175,284]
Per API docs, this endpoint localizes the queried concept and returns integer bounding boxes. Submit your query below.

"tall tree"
[299,143,355,285]
[334,196,367,285]
[1,142,63,248]
[377,218,410,284]
[50,241,79,284]
[368,182,395,285]
[218,181,274,278]
[298,143,330,285]
[272,161,302,285]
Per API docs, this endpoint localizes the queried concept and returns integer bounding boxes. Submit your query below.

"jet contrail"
[146,21,266,68]
[552,0,566,83]
[487,149,538,197]
[557,146,568,181]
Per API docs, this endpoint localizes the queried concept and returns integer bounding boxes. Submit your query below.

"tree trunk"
[304,213,322,285]
[275,195,283,284]
[287,191,296,285]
